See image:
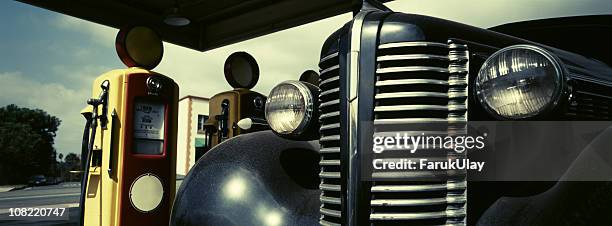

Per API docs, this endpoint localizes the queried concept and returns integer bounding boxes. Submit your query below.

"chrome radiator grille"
[565,71,612,120]
[370,41,469,225]
[318,52,342,226]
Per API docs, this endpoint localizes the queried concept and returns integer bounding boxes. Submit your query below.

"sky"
[1,0,611,157]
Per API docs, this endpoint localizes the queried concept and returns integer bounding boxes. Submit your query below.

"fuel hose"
[79,101,99,226]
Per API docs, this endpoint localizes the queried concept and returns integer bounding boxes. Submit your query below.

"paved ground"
[0,183,80,226]
[0,186,26,193]
[0,179,183,226]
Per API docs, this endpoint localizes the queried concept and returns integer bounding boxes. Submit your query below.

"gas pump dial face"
[133,100,165,155]
[134,101,165,139]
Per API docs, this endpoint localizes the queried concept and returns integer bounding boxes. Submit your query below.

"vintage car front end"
[264,3,612,226]
[171,3,612,226]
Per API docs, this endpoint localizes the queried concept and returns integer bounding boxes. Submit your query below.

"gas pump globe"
[80,26,178,226]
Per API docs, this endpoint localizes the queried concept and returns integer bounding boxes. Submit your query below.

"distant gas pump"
[202,52,268,150]
[80,26,178,226]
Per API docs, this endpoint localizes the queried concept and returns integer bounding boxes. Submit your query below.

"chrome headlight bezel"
[265,80,317,136]
[475,44,567,119]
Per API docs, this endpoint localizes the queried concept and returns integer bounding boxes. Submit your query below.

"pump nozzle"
[237,118,269,130]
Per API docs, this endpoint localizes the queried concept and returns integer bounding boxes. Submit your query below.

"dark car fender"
[477,126,612,225]
[170,130,321,226]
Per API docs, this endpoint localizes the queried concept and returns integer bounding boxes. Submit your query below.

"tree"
[0,104,61,184]
[61,152,81,182]
[64,153,81,171]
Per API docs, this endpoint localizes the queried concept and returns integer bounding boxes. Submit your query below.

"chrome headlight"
[475,45,565,119]
[265,81,318,136]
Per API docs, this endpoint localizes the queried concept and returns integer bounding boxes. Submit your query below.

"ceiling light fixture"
[164,1,190,26]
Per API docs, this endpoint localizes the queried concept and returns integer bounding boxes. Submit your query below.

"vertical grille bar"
[318,52,342,226]
[446,41,469,225]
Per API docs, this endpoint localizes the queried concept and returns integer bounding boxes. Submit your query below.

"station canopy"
[18,0,390,51]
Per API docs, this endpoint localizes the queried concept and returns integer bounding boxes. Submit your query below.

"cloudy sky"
[1,0,611,157]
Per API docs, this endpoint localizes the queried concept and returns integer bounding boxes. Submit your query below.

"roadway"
[0,183,80,226]
[0,179,183,226]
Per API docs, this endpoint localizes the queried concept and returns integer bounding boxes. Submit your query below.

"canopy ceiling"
[18,0,391,51]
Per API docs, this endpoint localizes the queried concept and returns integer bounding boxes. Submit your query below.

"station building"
[176,95,210,176]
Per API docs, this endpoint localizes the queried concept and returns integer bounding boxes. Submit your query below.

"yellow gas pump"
[80,26,178,226]
[203,52,267,148]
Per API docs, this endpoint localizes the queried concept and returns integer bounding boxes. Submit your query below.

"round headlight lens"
[476,45,564,119]
[265,81,314,134]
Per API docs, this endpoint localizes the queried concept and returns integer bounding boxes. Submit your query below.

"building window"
[195,138,208,160]
[197,114,209,132]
